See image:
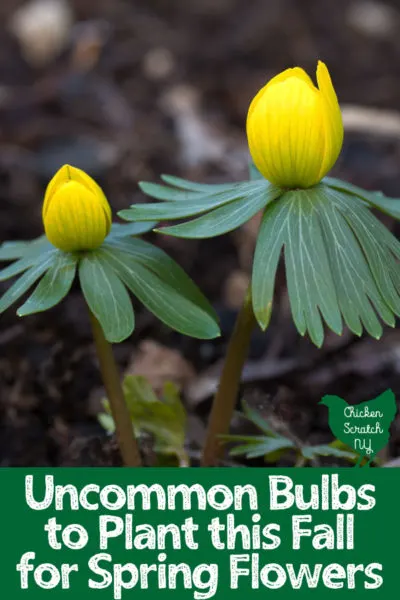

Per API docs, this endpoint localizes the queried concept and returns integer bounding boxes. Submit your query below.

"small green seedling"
[221,401,359,467]
[99,375,189,467]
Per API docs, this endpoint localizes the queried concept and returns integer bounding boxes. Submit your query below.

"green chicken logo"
[320,389,397,467]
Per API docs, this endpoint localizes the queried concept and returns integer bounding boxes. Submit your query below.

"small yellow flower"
[42,165,112,252]
[246,61,343,189]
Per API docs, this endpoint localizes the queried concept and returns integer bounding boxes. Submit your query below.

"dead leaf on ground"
[126,339,196,396]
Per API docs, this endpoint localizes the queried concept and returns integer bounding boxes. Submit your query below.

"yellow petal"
[247,67,315,123]
[43,165,111,230]
[247,76,325,187]
[246,61,343,188]
[267,66,314,89]
[42,164,71,219]
[42,165,112,252]
[316,61,344,179]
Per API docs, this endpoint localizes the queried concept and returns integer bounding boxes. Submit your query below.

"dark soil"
[1,0,400,466]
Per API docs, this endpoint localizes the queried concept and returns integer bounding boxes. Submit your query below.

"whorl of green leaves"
[0,222,220,343]
[123,167,400,346]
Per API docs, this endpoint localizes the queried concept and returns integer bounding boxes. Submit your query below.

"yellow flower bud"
[42,165,112,252]
[246,61,343,189]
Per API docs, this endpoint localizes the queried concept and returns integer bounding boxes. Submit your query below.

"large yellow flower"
[246,61,343,189]
[43,165,112,252]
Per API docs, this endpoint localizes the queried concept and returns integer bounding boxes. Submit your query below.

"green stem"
[88,311,142,467]
[201,287,257,466]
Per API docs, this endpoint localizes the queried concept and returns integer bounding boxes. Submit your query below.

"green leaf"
[98,412,115,434]
[17,252,77,316]
[101,375,188,464]
[367,194,400,220]
[226,439,267,457]
[157,184,282,239]
[324,177,372,202]
[253,437,295,458]
[252,195,288,330]
[221,434,270,444]
[324,176,400,221]
[127,377,187,459]
[301,444,357,461]
[160,174,233,193]
[253,184,399,344]
[284,190,343,346]
[139,181,232,202]
[241,400,275,436]
[0,236,51,262]
[319,187,395,337]
[229,436,294,459]
[107,222,158,239]
[103,237,218,322]
[0,243,56,281]
[328,439,379,465]
[0,251,57,314]
[98,246,220,339]
[120,194,228,221]
[254,183,342,343]
[223,399,295,461]
[332,192,400,317]
[120,181,267,222]
[79,252,135,343]
[0,241,31,261]
[139,182,207,201]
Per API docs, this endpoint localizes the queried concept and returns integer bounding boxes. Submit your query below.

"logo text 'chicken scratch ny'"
[319,390,397,467]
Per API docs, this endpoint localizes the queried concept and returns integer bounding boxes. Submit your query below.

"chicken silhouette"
[320,389,397,467]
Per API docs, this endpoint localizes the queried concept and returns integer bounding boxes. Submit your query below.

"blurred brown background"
[1,0,400,466]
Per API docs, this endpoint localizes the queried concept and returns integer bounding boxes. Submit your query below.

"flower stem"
[88,311,142,467]
[201,287,257,466]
